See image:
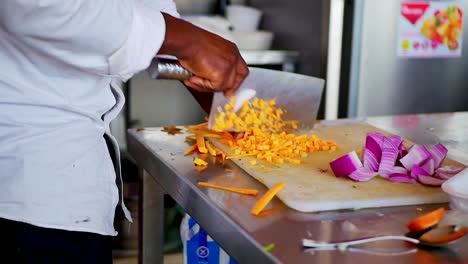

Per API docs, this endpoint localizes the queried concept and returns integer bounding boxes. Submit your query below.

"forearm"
[159,13,198,59]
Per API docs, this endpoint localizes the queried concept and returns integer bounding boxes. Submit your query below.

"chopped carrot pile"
[212,97,339,164]
[212,97,296,133]
[251,182,285,215]
[184,97,338,168]
[198,182,259,196]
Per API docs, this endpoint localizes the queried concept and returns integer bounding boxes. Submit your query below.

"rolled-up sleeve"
[0,0,178,81]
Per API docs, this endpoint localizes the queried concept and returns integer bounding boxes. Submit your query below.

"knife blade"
[149,58,325,131]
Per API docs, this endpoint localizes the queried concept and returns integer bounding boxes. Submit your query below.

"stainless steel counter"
[128,112,468,264]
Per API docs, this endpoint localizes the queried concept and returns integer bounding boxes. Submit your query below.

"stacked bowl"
[226,5,274,50]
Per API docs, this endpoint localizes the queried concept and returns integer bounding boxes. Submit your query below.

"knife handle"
[148,58,193,80]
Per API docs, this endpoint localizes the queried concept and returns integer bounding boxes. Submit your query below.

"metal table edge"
[127,129,281,264]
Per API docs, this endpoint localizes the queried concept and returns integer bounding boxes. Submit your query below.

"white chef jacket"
[0,0,179,236]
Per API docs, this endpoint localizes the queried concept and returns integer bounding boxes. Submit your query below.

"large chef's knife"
[148,58,325,130]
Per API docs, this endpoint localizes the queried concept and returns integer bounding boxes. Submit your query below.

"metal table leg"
[139,169,165,264]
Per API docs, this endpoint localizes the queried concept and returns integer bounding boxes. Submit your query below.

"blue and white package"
[180,214,237,264]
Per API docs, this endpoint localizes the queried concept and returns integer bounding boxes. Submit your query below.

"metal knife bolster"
[148,58,192,80]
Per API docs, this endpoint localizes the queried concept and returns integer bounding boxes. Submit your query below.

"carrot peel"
[196,135,208,154]
[406,207,446,233]
[198,182,258,196]
[184,144,198,156]
[251,182,285,215]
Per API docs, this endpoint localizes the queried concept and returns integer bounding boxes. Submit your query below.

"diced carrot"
[198,182,258,196]
[251,182,285,216]
[406,207,446,233]
[184,144,198,156]
[196,135,208,154]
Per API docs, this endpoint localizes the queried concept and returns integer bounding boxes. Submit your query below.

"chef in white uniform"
[0,0,248,263]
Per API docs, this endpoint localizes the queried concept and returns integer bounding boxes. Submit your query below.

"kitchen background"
[112,0,468,262]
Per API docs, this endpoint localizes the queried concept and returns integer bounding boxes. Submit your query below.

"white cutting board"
[211,123,466,212]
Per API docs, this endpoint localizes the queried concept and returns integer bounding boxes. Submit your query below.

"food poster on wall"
[398,1,463,58]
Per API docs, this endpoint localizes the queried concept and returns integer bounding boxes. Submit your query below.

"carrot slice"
[251,182,285,215]
[198,182,258,196]
[406,207,446,233]
[184,144,198,156]
[196,135,208,154]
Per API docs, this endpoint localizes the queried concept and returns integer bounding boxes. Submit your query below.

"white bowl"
[184,15,237,43]
[226,5,262,31]
[442,168,468,213]
[232,31,274,50]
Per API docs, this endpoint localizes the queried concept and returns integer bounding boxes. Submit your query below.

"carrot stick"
[251,182,285,215]
[184,144,198,156]
[205,141,217,156]
[196,135,208,154]
[406,207,446,233]
[189,122,208,130]
[198,182,259,196]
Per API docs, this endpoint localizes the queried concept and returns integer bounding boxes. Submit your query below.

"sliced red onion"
[392,166,408,175]
[417,175,445,186]
[378,137,399,177]
[428,144,448,168]
[420,159,435,176]
[435,165,465,180]
[390,135,403,149]
[330,151,363,177]
[349,167,378,182]
[363,148,379,172]
[399,149,408,158]
[363,133,383,172]
[388,173,416,183]
[411,164,431,178]
[367,132,385,148]
[400,145,431,171]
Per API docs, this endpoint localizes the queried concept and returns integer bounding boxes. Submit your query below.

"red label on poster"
[401,2,430,24]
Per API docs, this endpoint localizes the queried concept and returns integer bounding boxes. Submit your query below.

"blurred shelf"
[240,50,299,72]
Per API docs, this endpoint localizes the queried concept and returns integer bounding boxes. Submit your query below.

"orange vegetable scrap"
[193,158,208,167]
[184,124,228,169]
[184,144,198,156]
[198,182,259,196]
[212,97,338,165]
[205,141,218,156]
[406,207,446,233]
[196,135,208,154]
[251,182,285,216]
[187,122,208,131]
[161,125,183,135]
